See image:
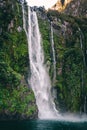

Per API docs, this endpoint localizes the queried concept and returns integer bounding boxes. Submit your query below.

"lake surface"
[0,120,87,130]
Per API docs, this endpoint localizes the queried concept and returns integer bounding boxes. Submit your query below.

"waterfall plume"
[51,22,56,83]
[22,4,59,119]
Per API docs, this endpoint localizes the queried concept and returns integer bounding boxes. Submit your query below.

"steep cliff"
[51,0,87,17]
[36,4,87,113]
[51,0,72,12]
[0,0,87,120]
[0,0,37,120]
[64,0,87,17]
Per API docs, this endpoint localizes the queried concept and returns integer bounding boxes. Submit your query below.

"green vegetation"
[0,86,36,118]
[38,9,87,113]
[0,0,37,119]
[0,0,87,119]
[38,18,51,63]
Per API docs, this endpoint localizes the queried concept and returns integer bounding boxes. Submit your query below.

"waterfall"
[50,22,56,83]
[78,28,86,66]
[84,96,87,113]
[78,27,86,113]
[21,3,87,122]
[22,4,59,119]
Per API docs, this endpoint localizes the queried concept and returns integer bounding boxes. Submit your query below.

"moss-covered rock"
[37,7,87,113]
[0,0,37,120]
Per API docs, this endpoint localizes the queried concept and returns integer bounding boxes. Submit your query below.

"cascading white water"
[51,22,56,83]
[22,3,87,122]
[22,5,59,119]
[28,8,59,119]
[78,27,86,113]
[78,28,86,66]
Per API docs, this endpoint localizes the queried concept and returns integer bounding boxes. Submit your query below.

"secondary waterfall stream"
[51,22,56,83]
[22,4,58,119]
[22,3,87,121]
[78,27,86,113]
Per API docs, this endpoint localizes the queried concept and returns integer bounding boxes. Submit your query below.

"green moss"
[0,0,37,118]
[38,18,51,63]
[0,86,37,116]
[46,10,87,112]
[0,1,87,116]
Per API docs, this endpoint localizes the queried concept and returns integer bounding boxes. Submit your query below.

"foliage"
[0,0,87,118]
[0,85,37,117]
[38,18,51,63]
[0,0,37,119]
[39,10,87,113]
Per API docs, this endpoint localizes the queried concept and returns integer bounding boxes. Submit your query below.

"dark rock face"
[37,3,87,113]
[0,111,38,120]
[64,0,87,17]
[51,0,87,17]
[61,0,65,6]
